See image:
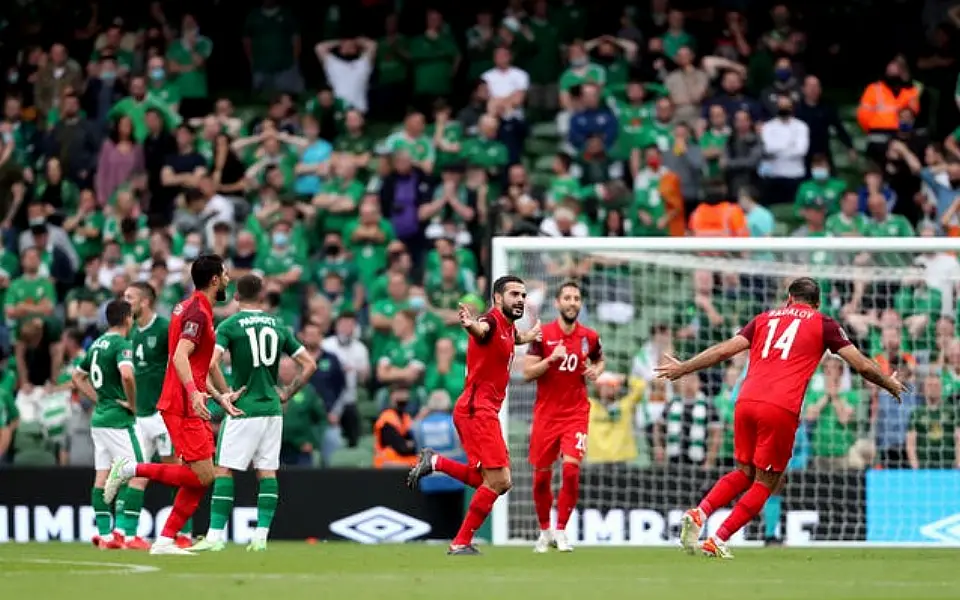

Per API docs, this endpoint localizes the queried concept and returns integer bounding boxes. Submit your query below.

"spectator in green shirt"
[794,154,846,215]
[524,0,563,113]
[907,376,959,469]
[90,24,135,75]
[804,356,863,469]
[465,11,497,83]
[376,310,428,390]
[662,10,695,59]
[166,13,214,119]
[382,112,436,174]
[825,191,869,237]
[423,337,466,403]
[558,42,607,135]
[4,247,55,327]
[243,0,304,95]
[372,13,409,122]
[408,10,461,113]
[864,193,915,238]
[107,77,181,142]
[145,56,180,114]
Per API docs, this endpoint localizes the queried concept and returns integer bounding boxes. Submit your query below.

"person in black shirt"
[142,109,176,223]
[795,75,855,172]
[156,124,206,225]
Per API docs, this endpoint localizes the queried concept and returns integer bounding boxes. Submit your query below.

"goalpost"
[490,236,960,547]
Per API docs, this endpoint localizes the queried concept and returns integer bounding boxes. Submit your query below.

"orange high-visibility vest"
[856,82,919,133]
[373,409,418,468]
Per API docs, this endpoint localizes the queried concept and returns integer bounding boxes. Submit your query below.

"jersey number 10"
[245,327,279,368]
[760,318,801,360]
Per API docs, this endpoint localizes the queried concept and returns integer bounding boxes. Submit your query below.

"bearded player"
[523,282,603,553]
[407,275,541,555]
[655,277,905,559]
[104,254,245,556]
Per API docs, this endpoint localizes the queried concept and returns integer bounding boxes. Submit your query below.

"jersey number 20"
[245,327,279,367]
[760,317,801,360]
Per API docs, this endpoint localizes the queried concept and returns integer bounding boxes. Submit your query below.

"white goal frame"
[489,236,960,547]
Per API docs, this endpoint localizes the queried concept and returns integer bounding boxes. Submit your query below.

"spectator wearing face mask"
[857,59,920,166]
[145,55,179,114]
[759,57,802,121]
[759,94,809,206]
[81,55,127,125]
[322,312,368,448]
[794,154,846,215]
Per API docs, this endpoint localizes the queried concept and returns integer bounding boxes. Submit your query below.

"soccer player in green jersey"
[122,282,186,550]
[71,300,146,550]
[193,274,316,552]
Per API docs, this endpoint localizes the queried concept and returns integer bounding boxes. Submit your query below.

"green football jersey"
[216,310,304,417]
[79,332,135,428]
[129,315,170,417]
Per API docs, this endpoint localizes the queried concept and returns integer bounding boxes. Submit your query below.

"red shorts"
[161,411,214,463]
[733,400,799,473]
[453,406,510,470]
[529,417,588,468]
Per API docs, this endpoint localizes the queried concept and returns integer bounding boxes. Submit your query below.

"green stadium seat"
[530,121,560,140]
[328,444,374,467]
[533,155,556,174]
[525,137,559,159]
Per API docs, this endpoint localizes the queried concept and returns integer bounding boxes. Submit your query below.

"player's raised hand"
[653,354,686,381]
[458,303,476,328]
[191,391,212,420]
[528,319,543,342]
[549,342,567,362]
[219,386,247,417]
[886,371,908,403]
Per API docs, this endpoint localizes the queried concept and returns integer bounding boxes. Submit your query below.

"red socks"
[160,485,206,538]
[434,455,483,488]
[452,485,499,546]
[532,469,553,530]
[556,462,580,530]
[136,463,204,489]
[699,469,752,516]
[716,481,772,542]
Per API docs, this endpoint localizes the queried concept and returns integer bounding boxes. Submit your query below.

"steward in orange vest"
[374,386,419,468]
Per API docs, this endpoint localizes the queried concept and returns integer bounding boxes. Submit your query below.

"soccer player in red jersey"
[523,282,603,553]
[103,254,245,555]
[407,276,541,555]
[655,277,905,559]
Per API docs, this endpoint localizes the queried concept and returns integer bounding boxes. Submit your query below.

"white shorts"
[216,416,282,471]
[137,412,173,459]
[91,426,145,471]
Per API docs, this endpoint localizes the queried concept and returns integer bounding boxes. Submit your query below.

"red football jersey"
[737,305,852,416]
[528,321,603,422]
[459,308,517,412]
[157,292,216,417]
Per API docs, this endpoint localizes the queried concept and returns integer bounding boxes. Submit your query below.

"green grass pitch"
[2,543,959,600]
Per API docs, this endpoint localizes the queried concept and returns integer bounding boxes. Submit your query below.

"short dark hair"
[236,273,263,302]
[555,152,572,171]
[788,277,820,307]
[555,281,582,299]
[191,254,224,290]
[129,281,156,306]
[105,299,132,327]
[493,275,524,297]
[63,327,84,347]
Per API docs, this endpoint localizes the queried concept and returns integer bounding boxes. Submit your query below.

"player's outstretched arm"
[655,336,751,381]
[458,303,491,340]
[836,346,907,402]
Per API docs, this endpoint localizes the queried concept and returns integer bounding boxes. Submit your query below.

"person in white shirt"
[759,93,809,205]
[482,47,530,120]
[315,37,377,113]
[322,312,370,447]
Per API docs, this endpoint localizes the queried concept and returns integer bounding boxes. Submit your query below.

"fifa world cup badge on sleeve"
[183,321,198,337]
[581,337,588,355]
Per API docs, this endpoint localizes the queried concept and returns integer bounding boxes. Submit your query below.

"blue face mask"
[409,296,426,311]
[811,167,829,181]
[272,232,289,248]
[100,70,116,81]
[899,123,913,133]
[183,244,200,260]
[775,68,792,82]
[150,68,165,81]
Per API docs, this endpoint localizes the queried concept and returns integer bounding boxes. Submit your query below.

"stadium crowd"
[0,0,959,487]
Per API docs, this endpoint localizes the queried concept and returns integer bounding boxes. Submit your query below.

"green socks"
[256,477,279,534]
[209,476,235,533]
[113,484,127,534]
[121,487,145,537]
[92,488,112,536]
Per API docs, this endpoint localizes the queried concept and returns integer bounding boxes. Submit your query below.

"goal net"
[490,237,960,547]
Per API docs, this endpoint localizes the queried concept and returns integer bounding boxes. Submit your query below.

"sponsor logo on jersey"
[329,506,431,544]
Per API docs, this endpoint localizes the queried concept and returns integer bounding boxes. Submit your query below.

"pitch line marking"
[0,557,160,575]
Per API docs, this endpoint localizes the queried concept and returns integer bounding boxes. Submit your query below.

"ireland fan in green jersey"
[193,275,316,552]
[72,300,145,551]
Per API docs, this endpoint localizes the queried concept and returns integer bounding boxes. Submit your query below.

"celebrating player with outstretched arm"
[104,254,245,556]
[407,275,541,555]
[192,274,316,553]
[523,282,603,553]
[655,277,905,559]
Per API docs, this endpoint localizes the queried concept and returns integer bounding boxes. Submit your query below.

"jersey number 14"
[760,318,801,360]
[245,327,279,367]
